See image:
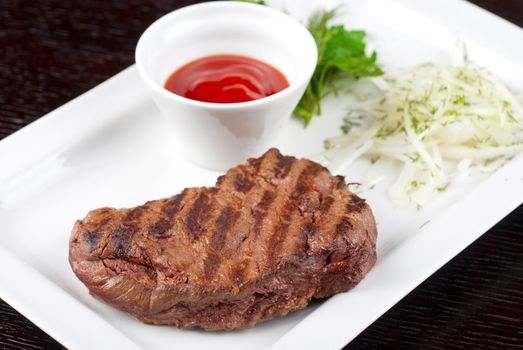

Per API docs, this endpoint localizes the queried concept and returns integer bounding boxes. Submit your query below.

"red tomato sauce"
[164,54,289,103]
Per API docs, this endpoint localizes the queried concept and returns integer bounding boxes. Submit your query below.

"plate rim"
[1,0,523,349]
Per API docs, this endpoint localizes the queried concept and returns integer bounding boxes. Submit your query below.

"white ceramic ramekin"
[136,1,317,170]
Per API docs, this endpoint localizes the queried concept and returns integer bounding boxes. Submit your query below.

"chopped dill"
[419,220,431,229]
[436,184,449,192]
[341,113,362,134]
[370,155,381,164]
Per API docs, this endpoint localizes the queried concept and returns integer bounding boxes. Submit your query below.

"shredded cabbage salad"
[319,56,523,208]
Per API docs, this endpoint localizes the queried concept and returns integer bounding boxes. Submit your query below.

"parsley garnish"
[293,8,383,126]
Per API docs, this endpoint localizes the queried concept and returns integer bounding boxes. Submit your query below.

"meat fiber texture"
[69,148,377,330]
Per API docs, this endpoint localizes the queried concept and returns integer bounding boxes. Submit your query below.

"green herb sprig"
[294,8,383,126]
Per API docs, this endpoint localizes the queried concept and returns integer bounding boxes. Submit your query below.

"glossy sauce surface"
[164,55,289,103]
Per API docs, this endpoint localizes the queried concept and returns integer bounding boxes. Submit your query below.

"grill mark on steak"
[320,196,335,214]
[210,207,240,251]
[268,221,291,263]
[231,263,247,286]
[346,195,367,213]
[335,175,346,190]
[113,222,139,258]
[234,172,254,193]
[247,148,271,176]
[252,190,276,237]
[165,190,188,216]
[280,162,325,259]
[186,192,212,241]
[112,206,146,258]
[317,193,364,252]
[82,217,111,253]
[126,206,146,221]
[218,152,274,198]
[248,147,285,187]
[151,219,170,236]
[204,207,241,281]
[83,230,102,253]
[335,217,353,237]
[151,189,189,236]
[307,188,350,251]
[300,222,315,256]
[255,159,310,265]
[267,163,322,263]
[259,190,276,210]
[292,163,323,197]
[273,152,295,179]
[203,252,221,280]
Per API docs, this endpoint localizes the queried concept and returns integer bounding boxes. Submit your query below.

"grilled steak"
[69,148,377,330]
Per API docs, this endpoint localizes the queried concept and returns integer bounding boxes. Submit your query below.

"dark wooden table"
[1,1,522,349]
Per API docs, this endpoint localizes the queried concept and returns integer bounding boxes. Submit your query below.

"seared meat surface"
[69,148,377,330]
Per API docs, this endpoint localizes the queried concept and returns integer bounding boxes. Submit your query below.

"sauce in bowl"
[164,54,289,103]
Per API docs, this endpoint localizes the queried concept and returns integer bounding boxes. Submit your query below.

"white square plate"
[1,0,522,349]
